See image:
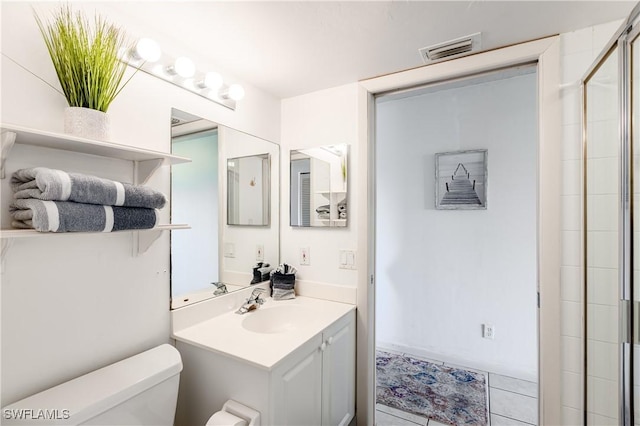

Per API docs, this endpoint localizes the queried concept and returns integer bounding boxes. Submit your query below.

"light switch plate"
[339,249,357,270]
[224,242,235,258]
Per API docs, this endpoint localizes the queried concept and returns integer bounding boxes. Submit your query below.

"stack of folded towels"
[9,167,166,233]
[315,198,347,221]
[316,204,330,220]
[270,263,297,300]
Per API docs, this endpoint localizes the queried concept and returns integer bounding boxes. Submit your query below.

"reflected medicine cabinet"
[227,153,270,226]
[290,144,348,228]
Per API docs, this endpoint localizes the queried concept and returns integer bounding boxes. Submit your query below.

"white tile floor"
[375,363,538,426]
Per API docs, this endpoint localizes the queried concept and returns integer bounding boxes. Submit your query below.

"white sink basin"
[241,304,317,334]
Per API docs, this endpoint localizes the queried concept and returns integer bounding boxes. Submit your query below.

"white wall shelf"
[316,190,346,195]
[0,123,191,184]
[0,224,190,239]
[0,123,192,260]
[0,224,191,259]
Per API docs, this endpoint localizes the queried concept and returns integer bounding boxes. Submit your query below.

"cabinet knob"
[327,337,333,345]
[320,342,327,352]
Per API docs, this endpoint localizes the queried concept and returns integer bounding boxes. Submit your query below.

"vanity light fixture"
[122,39,243,110]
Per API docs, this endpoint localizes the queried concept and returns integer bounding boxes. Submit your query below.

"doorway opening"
[373,65,539,426]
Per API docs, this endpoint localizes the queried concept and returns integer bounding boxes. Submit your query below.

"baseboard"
[376,341,538,383]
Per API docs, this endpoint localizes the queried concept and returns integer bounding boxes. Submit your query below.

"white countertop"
[171,296,355,370]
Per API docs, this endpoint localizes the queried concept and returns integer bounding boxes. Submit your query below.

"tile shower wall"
[559,20,623,425]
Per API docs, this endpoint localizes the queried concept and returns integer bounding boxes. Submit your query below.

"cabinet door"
[322,311,356,426]
[271,334,323,426]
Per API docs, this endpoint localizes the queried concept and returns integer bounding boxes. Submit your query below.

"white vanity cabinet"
[271,311,355,426]
[172,298,356,426]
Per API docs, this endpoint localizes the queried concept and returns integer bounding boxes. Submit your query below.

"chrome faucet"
[211,282,228,296]
[235,288,266,314]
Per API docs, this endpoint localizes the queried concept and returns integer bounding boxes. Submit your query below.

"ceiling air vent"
[419,32,482,64]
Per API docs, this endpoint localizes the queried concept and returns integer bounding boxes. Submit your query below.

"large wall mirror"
[170,108,279,309]
[290,144,348,227]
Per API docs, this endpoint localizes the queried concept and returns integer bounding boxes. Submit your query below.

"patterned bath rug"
[376,350,488,425]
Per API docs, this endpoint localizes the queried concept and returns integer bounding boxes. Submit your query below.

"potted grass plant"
[35,5,133,140]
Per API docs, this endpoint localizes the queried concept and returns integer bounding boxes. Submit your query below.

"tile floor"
[375,362,538,426]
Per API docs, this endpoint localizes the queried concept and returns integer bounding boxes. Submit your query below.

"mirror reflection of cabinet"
[290,144,348,227]
[227,154,270,226]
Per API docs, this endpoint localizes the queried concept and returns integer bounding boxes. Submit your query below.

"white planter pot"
[64,107,110,141]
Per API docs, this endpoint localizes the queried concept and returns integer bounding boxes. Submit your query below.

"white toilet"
[2,344,182,425]
[2,343,260,426]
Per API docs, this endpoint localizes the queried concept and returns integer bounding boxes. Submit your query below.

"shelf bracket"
[1,131,17,179]
[134,229,163,257]
[1,238,14,274]
[134,158,164,185]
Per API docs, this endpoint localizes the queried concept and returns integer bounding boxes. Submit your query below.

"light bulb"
[228,84,245,101]
[204,72,223,90]
[132,38,161,62]
[166,57,195,78]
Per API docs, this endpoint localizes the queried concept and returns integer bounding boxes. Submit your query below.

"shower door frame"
[582,4,640,424]
[358,37,562,425]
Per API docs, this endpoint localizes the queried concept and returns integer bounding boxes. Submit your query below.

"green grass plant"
[35,5,132,112]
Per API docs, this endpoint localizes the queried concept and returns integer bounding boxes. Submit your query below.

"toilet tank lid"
[2,344,183,425]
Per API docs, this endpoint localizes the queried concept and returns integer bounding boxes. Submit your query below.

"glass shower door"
[584,44,622,425]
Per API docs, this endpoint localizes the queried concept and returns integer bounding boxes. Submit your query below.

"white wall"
[0,1,280,406]
[375,72,538,379]
[280,84,360,286]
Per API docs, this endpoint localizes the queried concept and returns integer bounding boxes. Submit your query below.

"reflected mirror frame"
[289,144,348,228]
[226,153,271,226]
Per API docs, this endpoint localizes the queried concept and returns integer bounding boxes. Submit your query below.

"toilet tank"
[2,344,183,425]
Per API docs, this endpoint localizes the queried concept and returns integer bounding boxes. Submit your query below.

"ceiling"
[98,1,637,99]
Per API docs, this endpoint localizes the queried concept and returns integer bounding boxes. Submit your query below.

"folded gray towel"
[10,199,159,233]
[315,204,330,214]
[272,288,295,300]
[11,167,166,209]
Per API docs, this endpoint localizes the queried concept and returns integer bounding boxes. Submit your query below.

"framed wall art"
[435,149,487,210]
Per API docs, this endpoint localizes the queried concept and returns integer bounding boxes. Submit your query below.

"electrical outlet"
[483,324,495,339]
[256,244,264,261]
[300,247,310,265]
